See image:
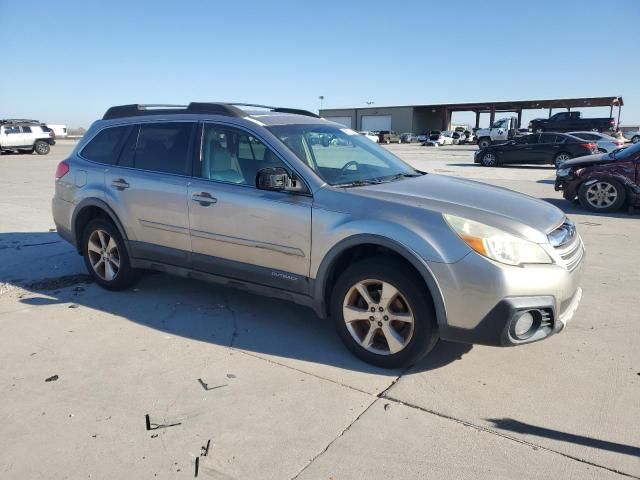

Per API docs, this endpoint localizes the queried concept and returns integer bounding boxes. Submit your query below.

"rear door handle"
[111,178,129,190]
[192,192,217,206]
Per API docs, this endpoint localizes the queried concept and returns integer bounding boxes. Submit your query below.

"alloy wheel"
[36,143,48,154]
[585,182,618,209]
[87,229,121,281]
[555,153,571,166]
[482,152,496,166]
[342,279,414,355]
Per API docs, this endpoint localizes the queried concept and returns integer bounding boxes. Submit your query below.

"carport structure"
[320,96,623,134]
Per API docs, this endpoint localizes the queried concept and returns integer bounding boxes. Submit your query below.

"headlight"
[557,168,571,177]
[443,214,552,266]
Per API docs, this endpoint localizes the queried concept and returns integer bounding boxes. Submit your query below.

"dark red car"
[555,142,640,212]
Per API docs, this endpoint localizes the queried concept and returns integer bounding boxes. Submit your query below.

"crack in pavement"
[288,368,409,480]
[381,394,640,480]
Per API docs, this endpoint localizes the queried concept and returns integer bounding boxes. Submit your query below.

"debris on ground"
[45,375,59,382]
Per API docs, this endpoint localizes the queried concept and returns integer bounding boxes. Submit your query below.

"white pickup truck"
[474,117,520,149]
[0,120,55,154]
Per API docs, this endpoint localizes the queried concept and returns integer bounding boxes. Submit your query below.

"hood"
[561,152,613,167]
[352,174,565,243]
[530,118,545,122]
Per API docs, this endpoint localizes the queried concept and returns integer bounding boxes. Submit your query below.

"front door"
[188,123,312,294]
[104,121,196,264]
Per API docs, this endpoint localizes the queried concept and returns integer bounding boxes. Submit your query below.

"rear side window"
[554,135,566,144]
[81,126,129,164]
[22,126,32,133]
[133,122,194,175]
[540,133,557,144]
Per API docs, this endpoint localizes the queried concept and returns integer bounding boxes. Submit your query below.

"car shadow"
[487,418,640,458]
[1,231,472,375]
[540,197,636,218]
[446,163,555,170]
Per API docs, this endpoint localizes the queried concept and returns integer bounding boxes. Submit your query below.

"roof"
[322,96,624,114]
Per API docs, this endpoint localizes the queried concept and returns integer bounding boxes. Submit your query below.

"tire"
[480,151,498,167]
[632,136,640,144]
[81,218,139,290]
[34,140,50,155]
[331,256,438,368]
[578,179,626,213]
[554,152,572,167]
[477,138,491,149]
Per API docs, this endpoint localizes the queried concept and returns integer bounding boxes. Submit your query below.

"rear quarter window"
[81,126,129,164]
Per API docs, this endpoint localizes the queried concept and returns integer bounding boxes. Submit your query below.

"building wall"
[412,108,448,134]
[320,107,415,133]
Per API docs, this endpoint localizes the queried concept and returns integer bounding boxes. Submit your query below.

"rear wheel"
[632,135,640,144]
[578,179,626,212]
[554,152,572,167]
[480,151,498,167]
[331,257,438,368]
[478,137,491,149]
[82,218,138,290]
[34,140,50,155]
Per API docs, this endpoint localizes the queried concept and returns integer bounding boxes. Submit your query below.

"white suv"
[0,120,55,155]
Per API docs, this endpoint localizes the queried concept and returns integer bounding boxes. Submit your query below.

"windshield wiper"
[334,179,384,188]
[376,172,424,182]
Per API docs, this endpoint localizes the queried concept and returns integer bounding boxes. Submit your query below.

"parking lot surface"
[1,141,638,479]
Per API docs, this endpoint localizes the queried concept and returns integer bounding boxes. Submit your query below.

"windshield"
[268,124,420,186]
[612,141,640,160]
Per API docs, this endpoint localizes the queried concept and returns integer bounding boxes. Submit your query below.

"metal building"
[320,96,623,133]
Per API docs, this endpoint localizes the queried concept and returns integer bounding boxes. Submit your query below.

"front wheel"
[632,136,640,144]
[578,179,626,212]
[477,138,491,149]
[82,218,139,290]
[480,151,498,167]
[331,257,438,368]
[34,140,50,155]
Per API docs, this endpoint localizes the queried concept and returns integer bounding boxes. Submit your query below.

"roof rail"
[102,102,320,120]
[1,119,43,125]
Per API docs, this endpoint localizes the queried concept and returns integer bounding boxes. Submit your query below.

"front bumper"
[428,248,585,347]
[555,175,580,200]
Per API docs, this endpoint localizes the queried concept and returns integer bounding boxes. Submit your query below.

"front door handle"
[192,192,217,206]
[111,178,129,190]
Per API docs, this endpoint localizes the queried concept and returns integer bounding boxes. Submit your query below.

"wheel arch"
[71,198,129,253]
[313,234,447,328]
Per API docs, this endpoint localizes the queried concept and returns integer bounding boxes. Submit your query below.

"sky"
[1,0,638,129]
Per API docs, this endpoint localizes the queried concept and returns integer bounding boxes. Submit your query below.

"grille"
[549,220,584,272]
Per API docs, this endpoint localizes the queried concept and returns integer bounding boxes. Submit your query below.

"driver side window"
[200,125,286,186]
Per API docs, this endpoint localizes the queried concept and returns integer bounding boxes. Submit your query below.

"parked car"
[568,131,625,153]
[359,131,379,143]
[416,133,429,142]
[424,130,454,146]
[53,102,584,368]
[529,112,615,133]
[0,120,55,154]
[400,132,418,143]
[378,130,401,144]
[474,133,598,167]
[555,141,640,212]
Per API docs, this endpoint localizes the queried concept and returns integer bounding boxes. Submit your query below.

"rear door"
[104,121,196,265]
[3,126,23,147]
[188,123,312,293]
[538,133,561,163]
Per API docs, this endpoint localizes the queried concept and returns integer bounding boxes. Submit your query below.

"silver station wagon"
[52,103,584,368]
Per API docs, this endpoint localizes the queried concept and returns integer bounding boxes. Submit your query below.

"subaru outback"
[52,103,585,368]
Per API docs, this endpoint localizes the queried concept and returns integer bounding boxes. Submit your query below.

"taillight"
[55,161,69,179]
[579,143,596,151]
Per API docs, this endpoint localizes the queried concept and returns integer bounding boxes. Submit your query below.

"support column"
[489,108,496,127]
[475,111,480,128]
[517,110,522,129]
[609,104,614,118]
[617,105,622,130]
[548,108,553,118]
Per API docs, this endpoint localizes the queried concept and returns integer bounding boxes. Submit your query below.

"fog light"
[513,311,535,339]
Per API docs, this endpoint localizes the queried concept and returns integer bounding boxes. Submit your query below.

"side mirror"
[256,167,305,193]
